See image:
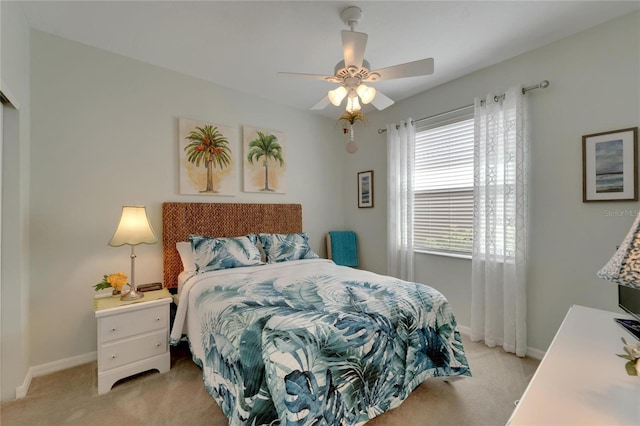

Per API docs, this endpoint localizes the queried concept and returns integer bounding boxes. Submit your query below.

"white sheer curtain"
[471,87,529,357]
[387,119,415,281]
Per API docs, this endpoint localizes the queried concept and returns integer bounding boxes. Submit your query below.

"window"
[414,106,474,256]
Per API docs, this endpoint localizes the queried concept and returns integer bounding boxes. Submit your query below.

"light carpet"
[0,334,539,425]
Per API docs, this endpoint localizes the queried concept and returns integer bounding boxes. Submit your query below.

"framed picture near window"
[583,127,638,202]
[357,170,374,208]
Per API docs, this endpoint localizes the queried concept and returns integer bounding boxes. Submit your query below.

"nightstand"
[94,288,172,394]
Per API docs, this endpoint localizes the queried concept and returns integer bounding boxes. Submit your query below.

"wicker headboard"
[162,202,302,289]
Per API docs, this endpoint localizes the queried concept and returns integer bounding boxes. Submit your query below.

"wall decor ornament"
[338,111,367,154]
[243,126,287,193]
[358,170,374,208]
[583,127,638,202]
[179,118,237,196]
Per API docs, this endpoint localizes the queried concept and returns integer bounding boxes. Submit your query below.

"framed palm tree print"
[179,118,237,196]
[243,126,287,193]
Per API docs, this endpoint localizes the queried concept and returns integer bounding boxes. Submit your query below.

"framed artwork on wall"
[358,170,374,208]
[178,118,237,196]
[582,127,638,202]
[243,126,287,193]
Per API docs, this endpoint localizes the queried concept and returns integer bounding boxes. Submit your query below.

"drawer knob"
[111,354,117,359]
[111,328,117,332]
[156,343,161,347]
[155,317,160,321]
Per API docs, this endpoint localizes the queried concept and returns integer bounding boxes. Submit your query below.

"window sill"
[414,249,471,260]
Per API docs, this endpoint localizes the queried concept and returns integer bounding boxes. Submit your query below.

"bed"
[163,202,471,425]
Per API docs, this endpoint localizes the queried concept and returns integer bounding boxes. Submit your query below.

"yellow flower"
[106,272,128,291]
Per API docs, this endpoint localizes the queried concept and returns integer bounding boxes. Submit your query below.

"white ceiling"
[18,1,640,118]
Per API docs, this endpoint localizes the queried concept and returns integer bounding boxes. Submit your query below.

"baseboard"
[457,324,472,337]
[456,325,545,360]
[15,351,97,399]
[15,370,32,399]
[525,347,545,360]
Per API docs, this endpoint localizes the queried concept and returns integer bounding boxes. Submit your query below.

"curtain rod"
[377,80,549,134]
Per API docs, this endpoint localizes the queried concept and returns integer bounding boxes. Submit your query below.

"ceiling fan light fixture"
[356,84,376,104]
[278,6,434,114]
[346,96,361,113]
[328,86,348,106]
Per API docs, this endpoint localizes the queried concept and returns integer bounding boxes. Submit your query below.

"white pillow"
[176,241,196,272]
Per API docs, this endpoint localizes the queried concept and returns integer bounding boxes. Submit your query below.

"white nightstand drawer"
[100,330,168,371]
[100,305,168,343]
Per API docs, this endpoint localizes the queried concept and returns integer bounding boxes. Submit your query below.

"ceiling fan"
[278,6,434,113]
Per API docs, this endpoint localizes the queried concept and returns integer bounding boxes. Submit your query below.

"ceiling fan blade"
[370,91,394,110]
[341,30,367,69]
[311,96,331,110]
[278,72,338,82]
[367,58,434,81]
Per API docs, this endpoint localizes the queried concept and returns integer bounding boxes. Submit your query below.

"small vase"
[112,289,121,296]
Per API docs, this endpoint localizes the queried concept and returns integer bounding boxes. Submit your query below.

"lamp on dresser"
[108,205,158,301]
[598,209,640,290]
[598,209,640,339]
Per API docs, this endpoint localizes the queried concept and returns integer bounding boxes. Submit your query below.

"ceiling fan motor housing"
[334,59,370,80]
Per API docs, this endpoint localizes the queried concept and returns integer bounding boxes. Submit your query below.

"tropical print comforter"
[170,258,470,425]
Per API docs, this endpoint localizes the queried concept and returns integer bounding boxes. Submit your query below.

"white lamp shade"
[345,96,361,113]
[328,86,347,106]
[108,206,158,247]
[598,210,640,289]
[356,84,376,104]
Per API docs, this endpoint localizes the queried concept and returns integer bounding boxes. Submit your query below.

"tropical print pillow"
[258,232,319,263]
[190,234,262,273]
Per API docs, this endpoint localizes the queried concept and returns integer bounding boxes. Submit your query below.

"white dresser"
[508,305,640,425]
[94,289,172,394]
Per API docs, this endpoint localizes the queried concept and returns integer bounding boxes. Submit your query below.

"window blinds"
[414,106,474,255]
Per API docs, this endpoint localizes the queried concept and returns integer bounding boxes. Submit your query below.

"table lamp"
[598,210,640,340]
[598,210,640,290]
[108,206,158,300]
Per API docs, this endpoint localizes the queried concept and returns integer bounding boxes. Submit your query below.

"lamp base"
[120,287,144,301]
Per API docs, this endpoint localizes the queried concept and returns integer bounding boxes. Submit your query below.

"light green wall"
[345,11,640,353]
[28,30,346,367]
